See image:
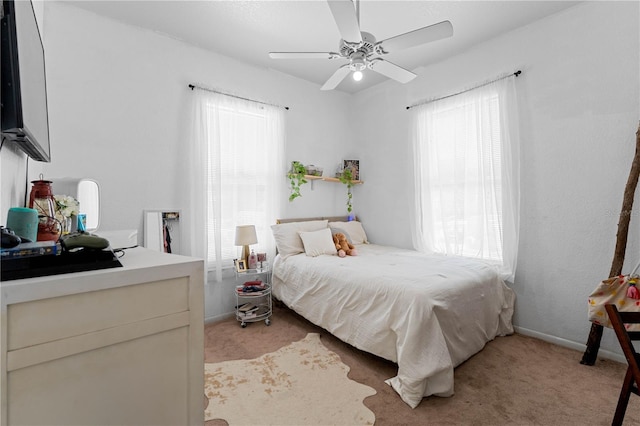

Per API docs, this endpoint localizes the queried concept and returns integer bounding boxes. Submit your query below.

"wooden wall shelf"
[304,175,364,185]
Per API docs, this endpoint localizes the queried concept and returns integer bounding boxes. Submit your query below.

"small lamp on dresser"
[235,225,257,268]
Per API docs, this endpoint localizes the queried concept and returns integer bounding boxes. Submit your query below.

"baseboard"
[513,326,626,364]
[205,312,235,325]
[202,313,629,363]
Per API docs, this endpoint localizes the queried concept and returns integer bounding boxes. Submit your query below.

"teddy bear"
[333,232,357,257]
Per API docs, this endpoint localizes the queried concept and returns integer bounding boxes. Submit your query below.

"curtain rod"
[188,84,289,110]
[406,70,522,110]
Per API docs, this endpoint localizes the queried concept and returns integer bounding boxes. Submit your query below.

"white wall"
[0,145,30,221]
[352,1,640,356]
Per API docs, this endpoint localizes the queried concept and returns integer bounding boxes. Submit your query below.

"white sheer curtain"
[187,88,285,282]
[411,76,520,281]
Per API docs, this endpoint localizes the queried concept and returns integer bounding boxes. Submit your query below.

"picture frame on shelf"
[236,259,247,272]
[343,160,359,180]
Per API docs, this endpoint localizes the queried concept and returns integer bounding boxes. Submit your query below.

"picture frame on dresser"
[236,259,247,272]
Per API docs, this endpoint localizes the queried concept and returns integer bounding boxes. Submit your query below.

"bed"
[270,217,515,408]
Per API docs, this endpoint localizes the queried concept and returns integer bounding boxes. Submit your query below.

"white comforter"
[272,244,515,408]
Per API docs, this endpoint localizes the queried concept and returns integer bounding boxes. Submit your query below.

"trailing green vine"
[339,168,354,213]
[287,161,307,202]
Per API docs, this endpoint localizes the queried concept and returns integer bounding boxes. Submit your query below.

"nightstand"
[234,266,272,328]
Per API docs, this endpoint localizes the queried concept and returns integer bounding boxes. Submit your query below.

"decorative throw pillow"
[299,228,337,257]
[328,221,368,244]
[271,220,328,258]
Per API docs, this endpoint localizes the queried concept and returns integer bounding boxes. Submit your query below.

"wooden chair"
[605,304,640,425]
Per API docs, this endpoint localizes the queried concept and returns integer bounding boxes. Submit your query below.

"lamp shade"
[235,225,258,246]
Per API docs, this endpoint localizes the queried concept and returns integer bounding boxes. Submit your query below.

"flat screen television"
[1,0,51,162]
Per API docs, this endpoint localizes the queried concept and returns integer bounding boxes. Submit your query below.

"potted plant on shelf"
[287,161,308,202]
[339,168,354,215]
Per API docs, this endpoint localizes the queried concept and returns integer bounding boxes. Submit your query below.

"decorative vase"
[61,216,72,235]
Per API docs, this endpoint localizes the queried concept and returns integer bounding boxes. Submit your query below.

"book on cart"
[237,303,258,313]
[238,311,259,320]
[238,305,268,319]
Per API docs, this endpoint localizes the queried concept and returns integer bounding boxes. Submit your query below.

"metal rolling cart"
[235,266,272,328]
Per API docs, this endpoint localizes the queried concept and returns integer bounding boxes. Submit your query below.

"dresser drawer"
[7,277,189,351]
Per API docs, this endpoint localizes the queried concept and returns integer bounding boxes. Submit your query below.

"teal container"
[77,214,86,232]
[6,207,39,242]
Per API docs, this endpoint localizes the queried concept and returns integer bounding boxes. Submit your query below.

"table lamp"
[235,225,258,267]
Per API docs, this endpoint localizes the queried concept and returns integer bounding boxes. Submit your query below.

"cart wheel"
[265,318,271,326]
[241,322,247,328]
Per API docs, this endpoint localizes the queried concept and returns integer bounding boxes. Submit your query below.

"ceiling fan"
[268,0,453,91]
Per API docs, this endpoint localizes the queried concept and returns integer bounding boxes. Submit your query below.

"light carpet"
[204,333,376,425]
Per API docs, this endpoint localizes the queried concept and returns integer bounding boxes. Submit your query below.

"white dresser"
[0,247,205,425]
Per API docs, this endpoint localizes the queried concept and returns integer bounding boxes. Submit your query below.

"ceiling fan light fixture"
[349,52,367,73]
[352,70,363,81]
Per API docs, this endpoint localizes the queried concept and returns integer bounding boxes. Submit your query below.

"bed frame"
[276,215,355,224]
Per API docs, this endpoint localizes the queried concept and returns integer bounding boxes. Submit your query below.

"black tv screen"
[1,0,51,162]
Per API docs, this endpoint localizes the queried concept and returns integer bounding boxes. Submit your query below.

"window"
[190,89,284,281]
[206,105,270,264]
[412,77,520,280]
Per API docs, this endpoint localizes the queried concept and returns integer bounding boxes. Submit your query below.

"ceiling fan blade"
[327,0,362,44]
[378,20,453,54]
[368,58,416,84]
[321,65,351,91]
[269,52,341,60]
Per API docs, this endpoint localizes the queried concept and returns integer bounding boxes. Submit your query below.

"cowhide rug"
[204,333,376,425]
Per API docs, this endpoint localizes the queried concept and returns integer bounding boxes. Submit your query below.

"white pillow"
[328,221,368,244]
[298,228,336,257]
[271,220,328,258]
[330,226,353,244]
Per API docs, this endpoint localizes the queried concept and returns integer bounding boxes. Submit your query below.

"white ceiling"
[64,0,581,93]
